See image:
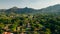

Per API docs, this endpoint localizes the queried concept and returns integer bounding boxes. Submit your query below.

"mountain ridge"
[0,4,60,14]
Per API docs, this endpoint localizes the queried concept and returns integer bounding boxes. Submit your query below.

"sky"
[0,0,60,9]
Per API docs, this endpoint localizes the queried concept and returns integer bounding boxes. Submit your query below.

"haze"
[0,0,60,9]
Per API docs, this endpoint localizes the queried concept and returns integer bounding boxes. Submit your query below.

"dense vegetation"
[0,13,60,34]
[0,4,60,34]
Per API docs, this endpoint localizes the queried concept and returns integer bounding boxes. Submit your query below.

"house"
[3,30,13,34]
[3,32,14,34]
[3,31,11,34]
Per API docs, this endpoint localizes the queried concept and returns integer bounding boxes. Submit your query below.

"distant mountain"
[5,7,37,14]
[0,4,60,14]
[40,4,60,13]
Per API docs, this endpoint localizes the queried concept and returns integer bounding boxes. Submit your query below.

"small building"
[3,30,14,34]
[3,32,14,34]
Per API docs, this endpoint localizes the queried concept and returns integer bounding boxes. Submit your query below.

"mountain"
[5,7,37,14]
[0,4,60,14]
[40,4,60,13]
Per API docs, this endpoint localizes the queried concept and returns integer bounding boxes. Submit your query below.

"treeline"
[0,13,60,34]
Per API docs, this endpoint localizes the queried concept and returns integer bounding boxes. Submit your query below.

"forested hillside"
[0,4,60,34]
[0,13,60,34]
